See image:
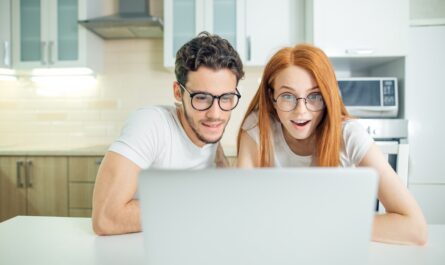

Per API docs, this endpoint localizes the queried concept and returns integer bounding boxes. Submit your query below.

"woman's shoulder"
[341,118,374,165]
[241,110,260,131]
[342,119,369,136]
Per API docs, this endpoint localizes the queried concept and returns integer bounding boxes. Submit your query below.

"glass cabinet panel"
[173,0,196,57]
[213,0,236,48]
[57,0,79,61]
[20,0,41,62]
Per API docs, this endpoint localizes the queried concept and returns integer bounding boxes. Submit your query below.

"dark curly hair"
[175,31,244,86]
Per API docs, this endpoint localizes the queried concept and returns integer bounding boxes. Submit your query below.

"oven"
[357,119,409,213]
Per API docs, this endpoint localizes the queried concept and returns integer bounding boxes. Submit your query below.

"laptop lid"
[138,168,378,265]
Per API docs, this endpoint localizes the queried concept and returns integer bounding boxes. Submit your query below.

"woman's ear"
[173,82,182,102]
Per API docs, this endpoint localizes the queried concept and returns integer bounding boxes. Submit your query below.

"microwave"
[337,77,398,118]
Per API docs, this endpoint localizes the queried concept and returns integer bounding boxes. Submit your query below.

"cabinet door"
[164,0,199,67]
[52,0,81,66]
[26,157,68,217]
[68,156,102,182]
[307,0,409,57]
[206,0,237,49]
[12,0,48,68]
[406,26,445,185]
[0,157,27,222]
[243,0,293,65]
[13,0,89,68]
[68,156,102,217]
[0,0,12,68]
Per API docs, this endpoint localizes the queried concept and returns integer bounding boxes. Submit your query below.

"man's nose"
[206,98,222,118]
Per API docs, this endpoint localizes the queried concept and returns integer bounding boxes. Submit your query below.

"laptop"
[138,168,378,265]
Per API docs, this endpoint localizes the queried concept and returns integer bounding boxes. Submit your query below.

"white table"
[0,216,444,265]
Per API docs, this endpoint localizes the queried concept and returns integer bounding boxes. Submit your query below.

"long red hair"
[237,44,349,167]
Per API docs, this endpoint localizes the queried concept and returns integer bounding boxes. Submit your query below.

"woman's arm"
[359,143,428,245]
[236,130,260,168]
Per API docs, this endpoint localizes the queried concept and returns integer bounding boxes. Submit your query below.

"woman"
[236,44,427,245]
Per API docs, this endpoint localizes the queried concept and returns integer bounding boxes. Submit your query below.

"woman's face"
[271,65,325,142]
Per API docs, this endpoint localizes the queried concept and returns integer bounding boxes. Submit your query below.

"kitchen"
[1,0,445,264]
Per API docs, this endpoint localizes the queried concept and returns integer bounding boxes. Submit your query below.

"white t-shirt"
[109,105,218,169]
[242,112,373,167]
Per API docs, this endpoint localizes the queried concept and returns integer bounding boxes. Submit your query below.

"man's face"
[174,67,238,147]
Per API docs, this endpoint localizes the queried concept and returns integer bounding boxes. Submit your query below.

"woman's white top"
[242,112,374,167]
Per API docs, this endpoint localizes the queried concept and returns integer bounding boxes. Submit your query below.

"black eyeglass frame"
[179,83,241,111]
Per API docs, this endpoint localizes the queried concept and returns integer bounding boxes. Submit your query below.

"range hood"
[78,0,163,39]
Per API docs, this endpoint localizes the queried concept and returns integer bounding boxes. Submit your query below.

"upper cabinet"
[0,0,12,68]
[164,0,301,67]
[164,0,239,67]
[306,0,409,57]
[241,0,300,65]
[12,0,103,70]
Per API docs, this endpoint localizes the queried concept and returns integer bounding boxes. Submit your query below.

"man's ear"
[173,82,182,102]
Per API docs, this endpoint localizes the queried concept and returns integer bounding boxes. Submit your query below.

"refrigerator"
[406,25,445,224]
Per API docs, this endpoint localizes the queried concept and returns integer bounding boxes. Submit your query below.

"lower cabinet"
[68,157,102,217]
[0,156,68,222]
[1,154,238,222]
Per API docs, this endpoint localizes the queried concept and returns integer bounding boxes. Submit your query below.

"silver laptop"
[138,168,378,265]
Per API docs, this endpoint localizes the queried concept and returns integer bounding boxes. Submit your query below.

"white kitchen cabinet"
[12,0,103,70]
[306,0,409,57]
[164,0,301,67]
[0,0,12,68]
[406,26,445,224]
[241,0,298,65]
[164,0,239,67]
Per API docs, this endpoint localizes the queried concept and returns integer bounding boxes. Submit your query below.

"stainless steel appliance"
[338,77,398,118]
[357,119,409,213]
[79,0,163,39]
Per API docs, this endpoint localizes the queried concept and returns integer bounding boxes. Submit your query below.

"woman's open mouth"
[291,119,311,129]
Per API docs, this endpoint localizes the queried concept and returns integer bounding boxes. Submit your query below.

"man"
[92,32,244,235]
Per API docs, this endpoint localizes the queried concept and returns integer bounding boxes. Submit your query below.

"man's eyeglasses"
[179,83,241,111]
[272,90,325,112]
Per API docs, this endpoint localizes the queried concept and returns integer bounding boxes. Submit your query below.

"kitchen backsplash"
[0,39,262,154]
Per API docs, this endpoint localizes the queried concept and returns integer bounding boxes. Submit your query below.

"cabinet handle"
[3,41,10,67]
[246,36,251,61]
[48,41,54,65]
[41,42,47,65]
[16,161,25,188]
[25,160,33,188]
[345,48,374,55]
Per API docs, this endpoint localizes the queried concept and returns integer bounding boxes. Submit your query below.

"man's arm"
[92,151,142,235]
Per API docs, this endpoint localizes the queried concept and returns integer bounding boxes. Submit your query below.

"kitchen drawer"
[69,183,94,209]
[68,157,102,182]
[409,184,445,224]
[69,209,92,218]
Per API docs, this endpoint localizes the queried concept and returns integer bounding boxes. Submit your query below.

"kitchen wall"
[0,39,262,154]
